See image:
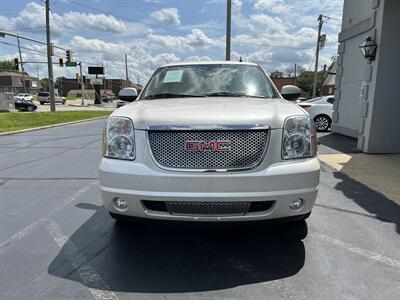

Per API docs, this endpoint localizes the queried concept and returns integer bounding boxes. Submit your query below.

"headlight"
[282,116,317,160]
[102,117,135,160]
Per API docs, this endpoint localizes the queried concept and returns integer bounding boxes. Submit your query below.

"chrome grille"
[167,202,250,216]
[148,130,268,170]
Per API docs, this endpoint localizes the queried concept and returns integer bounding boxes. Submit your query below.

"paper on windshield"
[163,70,183,83]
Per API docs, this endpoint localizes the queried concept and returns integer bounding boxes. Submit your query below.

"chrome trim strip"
[146,128,271,173]
[147,124,270,131]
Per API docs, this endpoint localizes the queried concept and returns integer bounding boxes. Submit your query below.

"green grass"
[0,111,111,133]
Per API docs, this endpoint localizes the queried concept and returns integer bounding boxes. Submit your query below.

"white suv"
[99,62,320,224]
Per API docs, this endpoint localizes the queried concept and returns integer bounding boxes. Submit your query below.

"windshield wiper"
[144,93,206,99]
[204,92,268,98]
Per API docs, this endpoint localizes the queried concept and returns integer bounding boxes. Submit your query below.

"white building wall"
[334,0,400,153]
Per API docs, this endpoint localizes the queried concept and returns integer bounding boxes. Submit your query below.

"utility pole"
[225,0,232,61]
[294,63,297,79]
[125,53,129,80]
[312,14,324,98]
[79,62,84,105]
[45,0,55,112]
[16,37,26,93]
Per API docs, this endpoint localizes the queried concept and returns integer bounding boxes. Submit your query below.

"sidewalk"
[318,133,400,204]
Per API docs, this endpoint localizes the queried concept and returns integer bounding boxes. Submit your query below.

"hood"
[112,97,306,130]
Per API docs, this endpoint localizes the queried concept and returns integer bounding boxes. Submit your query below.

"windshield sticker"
[163,70,183,83]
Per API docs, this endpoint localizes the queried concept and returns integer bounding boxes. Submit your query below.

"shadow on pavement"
[48,204,307,293]
[333,171,400,235]
[318,133,359,154]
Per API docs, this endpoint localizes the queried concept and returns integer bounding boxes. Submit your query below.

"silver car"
[38,91,66,105]
[99,62,320,225]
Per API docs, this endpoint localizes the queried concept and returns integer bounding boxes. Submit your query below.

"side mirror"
[281,85,301,101]
[118,88,138,102]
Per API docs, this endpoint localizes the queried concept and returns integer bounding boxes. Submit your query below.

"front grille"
[148,130,268,170]
[166,202,250,216]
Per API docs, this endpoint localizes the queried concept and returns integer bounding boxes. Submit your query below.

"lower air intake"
[166,201,250,216]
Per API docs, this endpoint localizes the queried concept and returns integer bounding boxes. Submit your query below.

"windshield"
[141,64,278,100]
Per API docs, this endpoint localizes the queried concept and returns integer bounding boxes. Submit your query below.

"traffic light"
[66,49,72,62]
[59,58,64,67]
[75,73,80,82]
[14,58,19,71]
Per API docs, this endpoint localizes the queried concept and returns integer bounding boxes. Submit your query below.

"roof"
[0,71,37,80]
[160,61,259,68]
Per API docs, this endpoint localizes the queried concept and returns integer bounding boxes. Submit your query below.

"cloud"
[150,8,181,26]
[0,2,126,35]
[147,29,221,51]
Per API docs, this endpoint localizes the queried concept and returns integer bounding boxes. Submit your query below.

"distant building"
[270,77,296,93]
[321,61,336,96]
[57,77,142,97]
[0,71,41,95]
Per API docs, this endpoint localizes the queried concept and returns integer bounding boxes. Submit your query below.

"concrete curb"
[0,116,107,136]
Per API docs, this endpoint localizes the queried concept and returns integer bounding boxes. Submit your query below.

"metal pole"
[16,37,26,93]
[45,0,55,112]
[226,0,231,61]
[125,53,129,80]
[312,14,323,98]
[79,62,84,105]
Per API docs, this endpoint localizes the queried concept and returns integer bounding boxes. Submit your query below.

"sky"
[0,0,344,84]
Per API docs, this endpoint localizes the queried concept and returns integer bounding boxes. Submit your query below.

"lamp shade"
[359,37,377,61]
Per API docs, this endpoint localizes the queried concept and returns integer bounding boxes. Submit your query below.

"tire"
[40,102,44,105]
[314,115,331,132]
[62,100,66,105]
[27,106,34,112]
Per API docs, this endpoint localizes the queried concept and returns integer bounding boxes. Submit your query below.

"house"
[333,0,400,153]
[270,77,296,93]
[321,60,336,96]
[0,71,41,95]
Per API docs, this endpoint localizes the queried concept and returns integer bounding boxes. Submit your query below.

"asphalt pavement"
[1,120,399,300]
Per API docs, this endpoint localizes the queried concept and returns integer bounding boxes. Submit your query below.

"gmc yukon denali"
[99,62,320,225]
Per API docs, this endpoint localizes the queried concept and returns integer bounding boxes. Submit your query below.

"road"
[1,120,399,300]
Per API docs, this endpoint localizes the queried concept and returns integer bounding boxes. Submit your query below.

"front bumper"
[99,156,320,222]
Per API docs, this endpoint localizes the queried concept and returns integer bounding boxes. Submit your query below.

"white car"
[14,93,33,101]
[298,96,334,132]
[99,61,320,226]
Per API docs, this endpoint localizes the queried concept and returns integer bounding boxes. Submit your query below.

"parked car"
[38,92,66,105]
[99,61,320,228]
[102,94,115,102]
[298,96,334,132]
[116,87,138,108]
[14,93,33,101]
[14,99,37,112]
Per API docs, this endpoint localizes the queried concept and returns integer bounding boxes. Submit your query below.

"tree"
[0,60,16,71]
[270,70,284,78]
[40,78,49,91]
[296,70,325,98]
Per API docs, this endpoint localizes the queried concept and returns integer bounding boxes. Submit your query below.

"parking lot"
[1,120,399,300]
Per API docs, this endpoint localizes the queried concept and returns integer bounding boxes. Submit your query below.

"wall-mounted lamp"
[359,37,377,63]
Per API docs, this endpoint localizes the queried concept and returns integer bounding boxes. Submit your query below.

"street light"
[359,37,377,63]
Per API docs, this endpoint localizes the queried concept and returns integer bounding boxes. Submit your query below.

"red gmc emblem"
[184,141,231,152]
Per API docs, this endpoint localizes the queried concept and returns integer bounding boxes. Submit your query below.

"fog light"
[114,198,128,210]
[290,198,304,210]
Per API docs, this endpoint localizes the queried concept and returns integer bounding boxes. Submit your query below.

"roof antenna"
[239,56,243,62]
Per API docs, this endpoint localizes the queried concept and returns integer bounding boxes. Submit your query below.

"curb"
[0,116,107,136]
